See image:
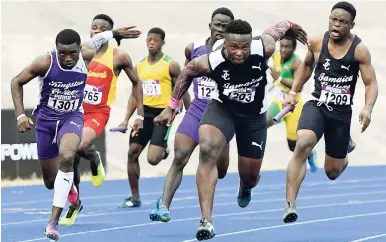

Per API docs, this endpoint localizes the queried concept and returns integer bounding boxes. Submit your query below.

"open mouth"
[331,29,340,37]
[215,33,223,39]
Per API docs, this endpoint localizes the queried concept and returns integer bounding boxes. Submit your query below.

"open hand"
[154,107,176,126]
[286,22,308,45]
[112,26,142,45]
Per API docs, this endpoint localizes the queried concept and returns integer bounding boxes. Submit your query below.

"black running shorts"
[200,100,267,159]
[297,100,351,159]
[129,106,171,148]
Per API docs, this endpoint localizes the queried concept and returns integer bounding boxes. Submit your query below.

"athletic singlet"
[312,31,361,110]
[191,39,220,105]
[207,37,269,115]
[137,54,173,108]
[32,49,87,120]
[83,45,119,114]
[272,52,301,100]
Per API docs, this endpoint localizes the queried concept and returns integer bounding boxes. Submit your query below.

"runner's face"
[146,33,164,55]
[328,9,354,40]
[90,19,112,38]
[210,14,233,40]
[280,39,295,61]
[224,33,252,65]
[56,43,81,69]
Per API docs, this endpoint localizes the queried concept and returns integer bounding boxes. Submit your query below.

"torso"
[32,49,88,120]
[312,31,361,109]
[137,54,173,109]
[83,45,119,114]
[207,37,269,115]
[191,39,218,106]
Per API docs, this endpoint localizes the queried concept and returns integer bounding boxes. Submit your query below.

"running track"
[2,165,386,242]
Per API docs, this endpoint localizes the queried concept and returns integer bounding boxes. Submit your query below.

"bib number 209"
[320,90,350,105]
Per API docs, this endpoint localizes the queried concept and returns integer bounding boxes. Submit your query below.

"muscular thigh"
[235,112,267,159]
[297,100,325,142]
[57,113,83,155]
[324,117,351,159]
[199,100,235,144]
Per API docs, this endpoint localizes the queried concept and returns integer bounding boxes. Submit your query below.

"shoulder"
[113,47,133,67]
[208,48,225,70]
[354,41,371,63]
[307,34,324,52]
[162,55,173,63]
[32,53,52,75]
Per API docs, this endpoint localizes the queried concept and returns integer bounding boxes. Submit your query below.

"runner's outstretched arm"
[11,54,50,132]
[154,55,210,125]
[82,27,142,60]
[355,43,378,132]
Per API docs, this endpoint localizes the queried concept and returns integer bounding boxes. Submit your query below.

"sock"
[53,170,74,208]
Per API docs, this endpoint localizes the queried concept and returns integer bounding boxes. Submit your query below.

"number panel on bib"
[223,87,255,104]
[319,84,351,105]
[48,97,79,112]
[83,84,103,105]
[197,78,218,100]
[142,80,161,96]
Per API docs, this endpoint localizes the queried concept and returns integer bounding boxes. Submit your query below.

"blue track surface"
[2,166,386,242]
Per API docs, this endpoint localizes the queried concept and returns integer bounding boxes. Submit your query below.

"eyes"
[59,52,77,57]
[229,45,250,51]
[330,17,349,25]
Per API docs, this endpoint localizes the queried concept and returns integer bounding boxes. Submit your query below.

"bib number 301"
[48,97,79,112]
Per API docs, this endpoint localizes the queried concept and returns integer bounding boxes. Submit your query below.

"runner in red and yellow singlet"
[59,14,144,226]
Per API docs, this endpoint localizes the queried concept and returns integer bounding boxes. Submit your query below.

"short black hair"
[148,27,165,41]
[282,35,297,49]
[225,20,252,35]
[93,14,114,28]
[211,7,234,20]
[332,1,356,21]
[55,29,81,46]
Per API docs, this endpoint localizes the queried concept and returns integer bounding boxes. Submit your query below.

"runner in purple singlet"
[10,27,141,241]
[149,7,234,223]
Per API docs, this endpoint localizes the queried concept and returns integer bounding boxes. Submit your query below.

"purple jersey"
[191,39,219,106]
[32,50,88,120]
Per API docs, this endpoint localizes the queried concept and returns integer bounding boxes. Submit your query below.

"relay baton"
[110,127,127,133]
[272,100,298,123]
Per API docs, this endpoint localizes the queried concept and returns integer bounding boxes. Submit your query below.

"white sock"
[53,170,74,208]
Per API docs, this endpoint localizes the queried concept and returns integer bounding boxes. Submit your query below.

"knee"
[294,137,314,154]
[77,141,89,155]
[287,140,296,152]
[44,179,55,190]
[218,169,227,179]
[59,151,75,171]
[199,140,222,164]
[128,145,141,163]
[172,148,191,170]
[325,168,341,180]
[147,155,160,166]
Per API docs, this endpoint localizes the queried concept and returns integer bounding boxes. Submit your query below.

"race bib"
[142,80,161,96]
[319,84,351,105]
[197,78,218,100]
[83,84,103,105]
[48,97,79,112]
[223,87,255,104]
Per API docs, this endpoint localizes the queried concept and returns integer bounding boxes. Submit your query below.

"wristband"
[16,114,26,121]
[289,90,297,96]
[134,115,144,121]
[168,98,180,110]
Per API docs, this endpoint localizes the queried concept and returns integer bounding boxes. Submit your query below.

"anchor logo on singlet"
[222,70,230,80]
[323,59,331,70]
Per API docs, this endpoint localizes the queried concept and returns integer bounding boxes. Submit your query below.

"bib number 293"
[228,92,254,103]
